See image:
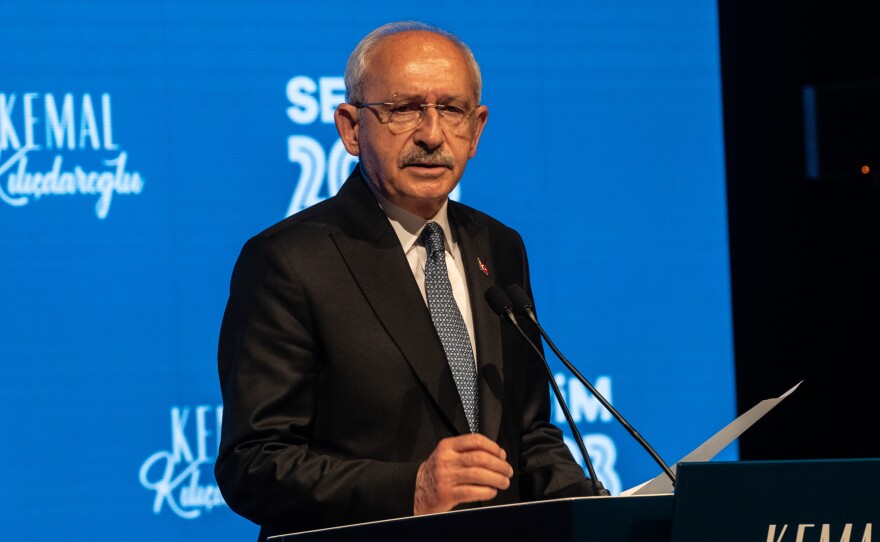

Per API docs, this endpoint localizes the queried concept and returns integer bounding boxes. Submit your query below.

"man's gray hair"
[344,21,483,105]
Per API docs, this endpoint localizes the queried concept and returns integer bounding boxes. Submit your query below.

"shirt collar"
[360,165,455,256]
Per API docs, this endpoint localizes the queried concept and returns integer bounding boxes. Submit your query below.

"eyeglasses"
[353,99,475,134]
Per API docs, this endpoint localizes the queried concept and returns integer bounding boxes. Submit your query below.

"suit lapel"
[449,203,505,441]
[330,172,472,435]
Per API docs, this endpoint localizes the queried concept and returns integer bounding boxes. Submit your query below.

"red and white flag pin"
[477,258,489,276]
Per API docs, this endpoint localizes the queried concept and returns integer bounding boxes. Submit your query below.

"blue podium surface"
[671,459,880,542]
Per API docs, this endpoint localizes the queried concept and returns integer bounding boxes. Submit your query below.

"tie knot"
[421,222,445,256]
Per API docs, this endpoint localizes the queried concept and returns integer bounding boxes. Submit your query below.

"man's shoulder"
[250,194,346,245]
[231,197,346,272]
[250,170,382,245]
[449,199,523,241]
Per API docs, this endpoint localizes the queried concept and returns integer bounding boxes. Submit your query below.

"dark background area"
[719,1,879,459]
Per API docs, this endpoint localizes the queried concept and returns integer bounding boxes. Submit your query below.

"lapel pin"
[477,258,489,276]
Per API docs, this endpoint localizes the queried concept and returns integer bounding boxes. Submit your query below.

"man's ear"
[467,105,489,159]
[334,103,361,156]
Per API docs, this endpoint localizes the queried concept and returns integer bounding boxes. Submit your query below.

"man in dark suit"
[215,20,600,540]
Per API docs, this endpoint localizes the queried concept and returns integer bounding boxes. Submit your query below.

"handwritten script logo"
[0,92,144,218]
[139,406,226,519]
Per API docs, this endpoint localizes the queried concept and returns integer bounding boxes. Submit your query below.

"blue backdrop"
[1,1,734,540]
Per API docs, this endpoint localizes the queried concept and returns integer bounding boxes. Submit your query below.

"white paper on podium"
[620,380,802,496]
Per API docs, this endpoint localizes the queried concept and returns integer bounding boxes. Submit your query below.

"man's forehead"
[365,32,473,99]
[369,31,467,70]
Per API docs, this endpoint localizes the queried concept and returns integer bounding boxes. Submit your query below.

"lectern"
[269,459,880,542]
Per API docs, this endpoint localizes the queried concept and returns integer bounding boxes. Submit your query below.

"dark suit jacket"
[215,167,595,540]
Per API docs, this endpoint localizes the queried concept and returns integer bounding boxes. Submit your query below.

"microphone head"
[484,286,514,316]
[504,284,534,312]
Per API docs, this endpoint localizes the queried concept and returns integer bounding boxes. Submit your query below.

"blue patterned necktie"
[421,221,479,433]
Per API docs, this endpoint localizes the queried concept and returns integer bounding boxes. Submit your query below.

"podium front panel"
[670,459,880,542]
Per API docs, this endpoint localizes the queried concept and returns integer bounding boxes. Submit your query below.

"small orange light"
[861,165,870,175]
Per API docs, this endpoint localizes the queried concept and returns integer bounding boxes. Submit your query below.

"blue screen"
[1,2,734,540]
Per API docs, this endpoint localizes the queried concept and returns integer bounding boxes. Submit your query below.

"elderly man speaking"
[215,20,602,541]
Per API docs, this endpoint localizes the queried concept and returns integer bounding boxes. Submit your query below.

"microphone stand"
[485,287,610,497]
[505,285,676,485]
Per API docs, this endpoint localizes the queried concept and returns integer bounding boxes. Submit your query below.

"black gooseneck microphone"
[504,284,676,485]
[484,286,610,497]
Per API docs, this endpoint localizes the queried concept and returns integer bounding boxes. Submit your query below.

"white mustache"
[398,149,455,169]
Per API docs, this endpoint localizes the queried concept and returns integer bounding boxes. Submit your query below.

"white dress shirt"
[363,177,477,361]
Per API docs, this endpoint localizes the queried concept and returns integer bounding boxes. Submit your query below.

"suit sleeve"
[214,234,419,533]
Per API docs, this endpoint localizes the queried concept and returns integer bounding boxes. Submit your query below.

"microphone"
[504,284,677,485]
[484,286,610,497]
